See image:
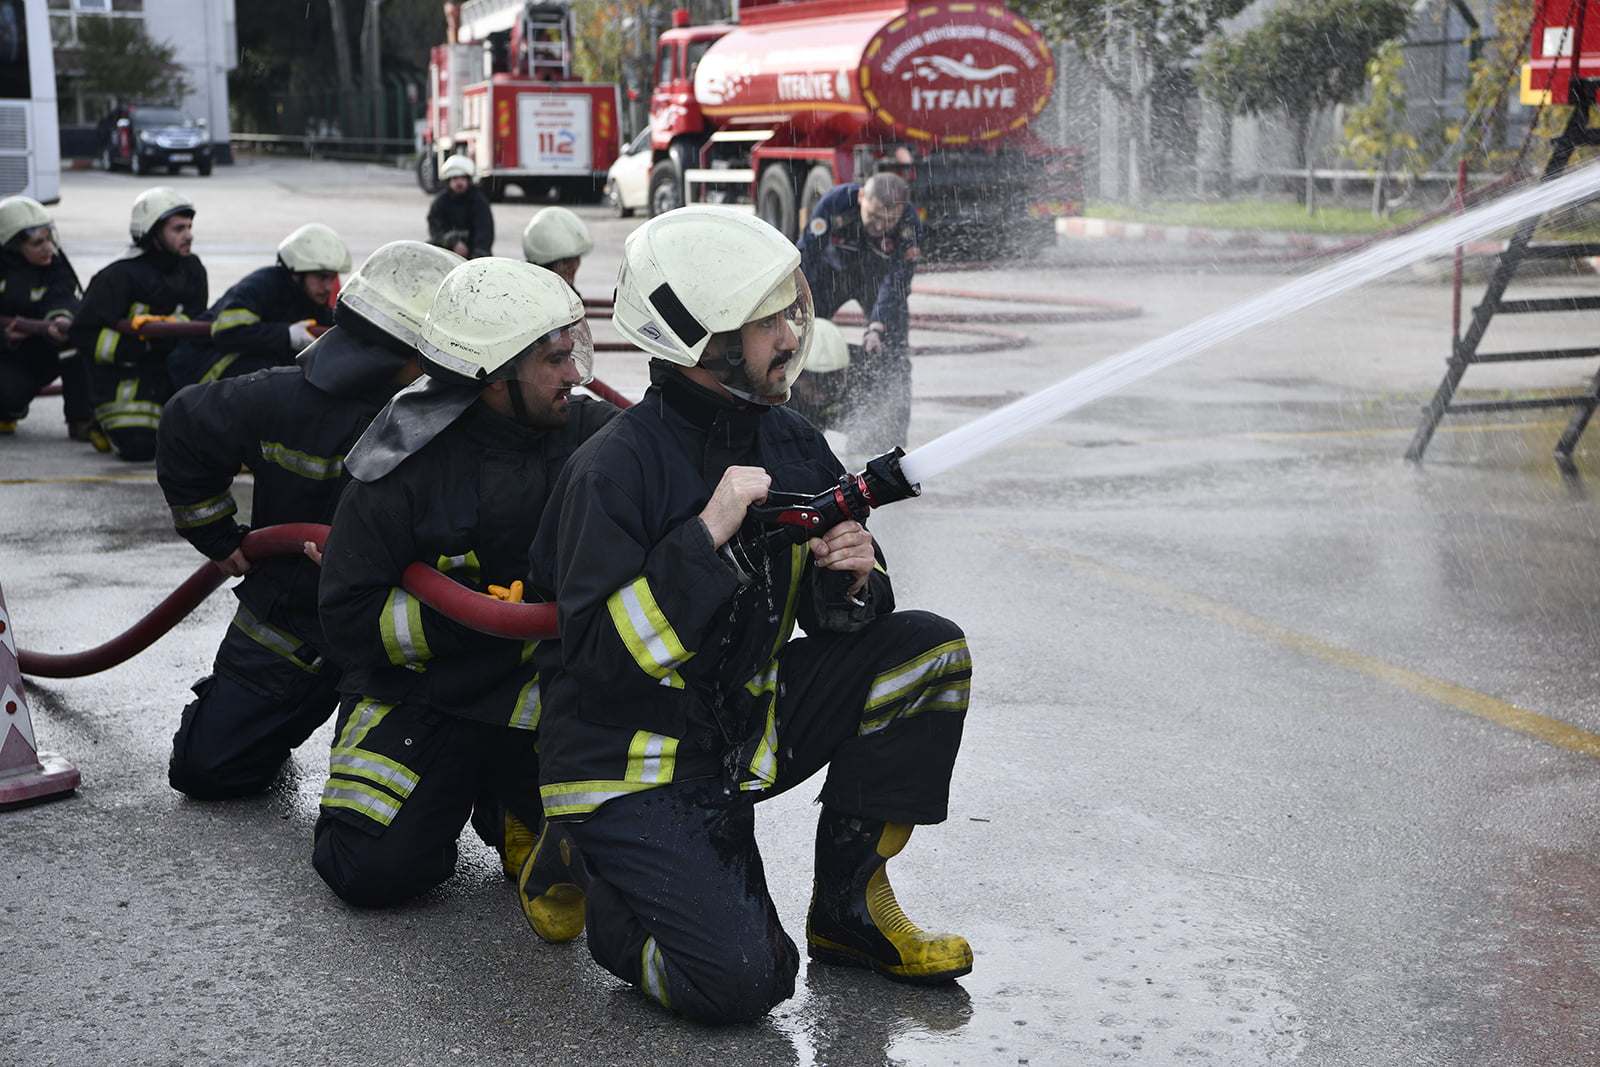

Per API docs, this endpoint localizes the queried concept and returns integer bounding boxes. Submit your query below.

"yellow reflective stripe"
[860,638,973,735]
[739,664,779,790]
[93,327,120,364]
[258,440,345,481]
[771,543,806,659]
[211,308,261,334]
[29,285,47,301]
[320,778,402,826]
[231,603,323,673]
[170,490,237,529]
[607,576,692,679]
[641,937,671,1010]
[436,551,481,586]
[508,674,541,730]
[333,698,393,750]
[379,587,431,668]
[625,730,678,784]
[539,779,657,818]
[328,746,419,797]
[94,389,162,430]
[198,353,240,383]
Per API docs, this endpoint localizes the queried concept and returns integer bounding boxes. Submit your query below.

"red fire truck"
[419,0,622,201]
[645,0,1082,257]
[1520,0,1600,106]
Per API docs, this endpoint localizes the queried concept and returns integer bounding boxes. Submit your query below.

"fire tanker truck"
[419,0,622,201]
[1520,0,1600,107]
[645,0,1082,258]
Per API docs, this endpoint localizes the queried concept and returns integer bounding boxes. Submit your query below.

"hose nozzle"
[745,447,921,544]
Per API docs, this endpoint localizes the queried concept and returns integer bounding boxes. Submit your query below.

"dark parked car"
[99,105,213,176]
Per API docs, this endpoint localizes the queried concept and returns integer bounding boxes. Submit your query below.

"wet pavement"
[5,158,1600,1065]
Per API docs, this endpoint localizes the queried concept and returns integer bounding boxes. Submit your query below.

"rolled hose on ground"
[16,523,557,679]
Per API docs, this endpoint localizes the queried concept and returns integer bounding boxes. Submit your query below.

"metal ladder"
[1406,84,1600,463]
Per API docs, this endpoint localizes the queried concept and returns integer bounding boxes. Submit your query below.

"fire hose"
[14,449,922,679]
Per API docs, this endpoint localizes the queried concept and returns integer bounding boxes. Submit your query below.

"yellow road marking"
[965,519,1600,762]
[0,475,160,485]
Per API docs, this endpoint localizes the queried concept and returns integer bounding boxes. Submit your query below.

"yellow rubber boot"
[500,810,537,880]
[806,814,972,984]
[517,818,587,943]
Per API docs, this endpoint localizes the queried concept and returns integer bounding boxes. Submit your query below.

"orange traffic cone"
[0,580,79,808]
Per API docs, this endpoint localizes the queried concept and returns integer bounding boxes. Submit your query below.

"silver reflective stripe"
[320,779,402,826]
[328,747,418,797]
[539,780,653,818]
[258,440,345,481]
[626,732,676,784]
[380,588,429,666]
[232,604,322,672]
[212,308,261,333]
[860,638,972,736]
[508,675,541,731]
[641,937,671,1009]
[741,665,779,788]
[611,579,691,677]
[170,492,237,529]
[335,698,393,750]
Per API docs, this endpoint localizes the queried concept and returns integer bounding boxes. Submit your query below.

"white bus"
[0,0,60,203]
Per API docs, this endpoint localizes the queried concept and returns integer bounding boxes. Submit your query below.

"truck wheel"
[757,164,797,241]
[416,152,443,194]
[800,165,834,231]
[649,161,682,217]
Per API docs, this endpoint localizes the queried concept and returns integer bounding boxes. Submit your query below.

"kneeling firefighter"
[313,257,618,925]
[528,205,974,1025]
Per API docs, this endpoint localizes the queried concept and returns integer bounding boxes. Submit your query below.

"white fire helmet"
[129,186,195,243]
[439,154,477,182]
[613,205,813,378]
[0,195,52,248]
[337,240,464,348]
[417,257,592,386]
[277,222,353,274]
[805,317,850,374]
[522,206,594,265]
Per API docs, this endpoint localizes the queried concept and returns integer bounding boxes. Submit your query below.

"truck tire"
[799,165,834,231]
[416,152,443,194]
[649,161,682,217]
[757,164,797,241]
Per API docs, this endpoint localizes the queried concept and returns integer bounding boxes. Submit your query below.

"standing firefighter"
[522,205,592,291]
[313,258,617,920]
[169,223,351,388]
[70,186,207,460]
[427,154,495,259]
[797,172,921,458]
[155,241,464,800]
[0,195,88,439]
[528,206,973,1024]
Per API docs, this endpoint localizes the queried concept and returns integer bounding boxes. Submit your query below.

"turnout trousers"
[88,362,172,461]
[312,697,544,908]
[569,609,970,1024]
[169,602,342,799]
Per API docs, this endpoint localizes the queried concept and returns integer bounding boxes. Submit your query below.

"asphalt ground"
[5,157,1600,1065]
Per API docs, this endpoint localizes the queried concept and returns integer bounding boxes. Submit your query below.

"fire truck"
[418,0,622,201]
[645,0,1082,257]
[1520,0,1600,106]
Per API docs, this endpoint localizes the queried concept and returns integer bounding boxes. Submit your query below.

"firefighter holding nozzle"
[528,206,973,1024]
[797,172,922,458]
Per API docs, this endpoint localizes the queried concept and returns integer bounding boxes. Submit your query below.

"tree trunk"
[1297,112,1317,215]
[360,0,382,139]
[327,0,357,136]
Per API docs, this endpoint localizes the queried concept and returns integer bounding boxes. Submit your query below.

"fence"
[232,73,424,163]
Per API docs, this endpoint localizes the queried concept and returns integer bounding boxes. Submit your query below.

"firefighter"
[69,186,208,460]
[527,206,973,1024]
[522,205,592,291]
[785,316,851,432]
[796,171,922,458]
[169,223,351,388]
[0,195,89,439]
[427,155,495,259]
[154,241,464,801]
[313,257,617,918]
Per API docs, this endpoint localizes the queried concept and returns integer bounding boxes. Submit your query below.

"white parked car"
[604,128,652,217]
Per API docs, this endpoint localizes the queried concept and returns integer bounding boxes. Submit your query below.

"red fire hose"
[112,318,330,340]
[16,523,560,678]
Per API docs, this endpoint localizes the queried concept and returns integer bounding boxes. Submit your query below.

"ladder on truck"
[1406,83,1600,464]
[684,130,771,213]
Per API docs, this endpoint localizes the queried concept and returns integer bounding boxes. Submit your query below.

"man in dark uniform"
[797,172,922,459]
[427,154,495,259]
[313,258,616,930]
[168,223,351,388]
[0,195,87,439]
[70,186,207,460]
[529,206,973,1025]
[155,241,463,800]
